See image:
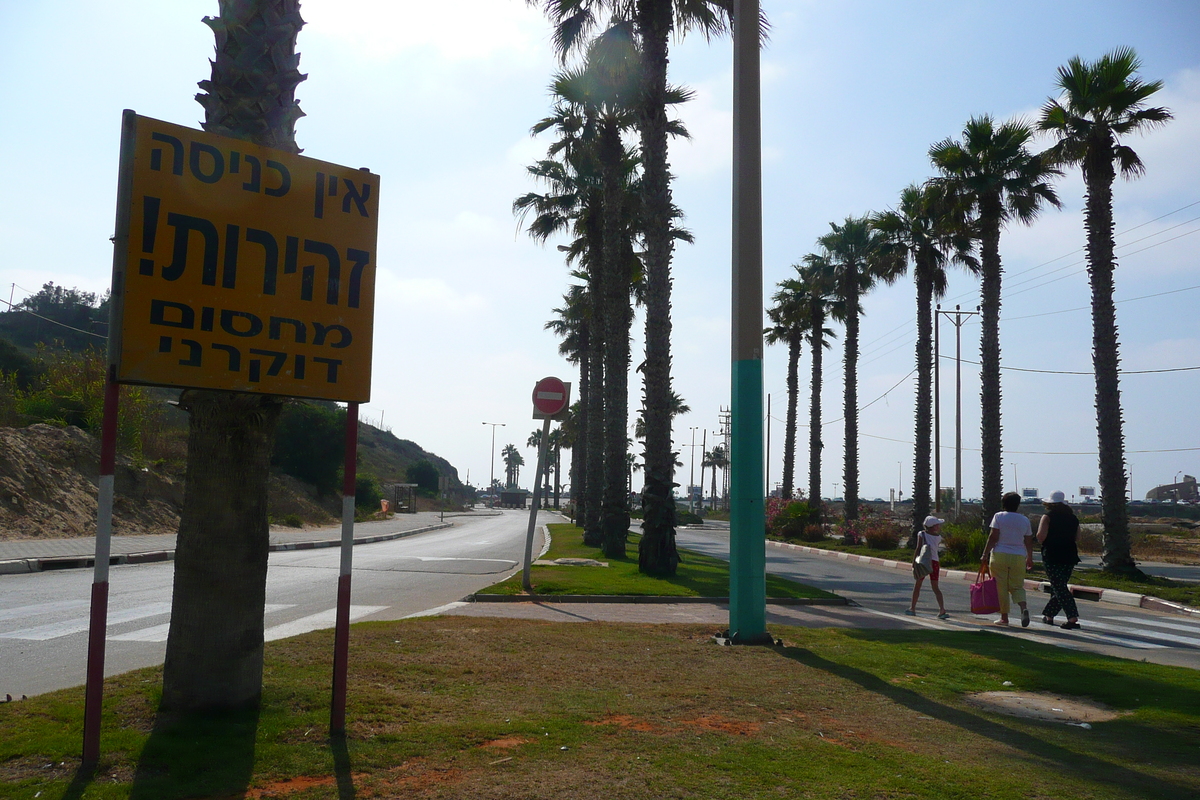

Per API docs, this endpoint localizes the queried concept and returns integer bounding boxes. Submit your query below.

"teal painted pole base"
[730,358,766,639]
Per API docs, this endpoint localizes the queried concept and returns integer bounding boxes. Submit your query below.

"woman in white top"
[981,491,1035,626]
[907,515,949,618]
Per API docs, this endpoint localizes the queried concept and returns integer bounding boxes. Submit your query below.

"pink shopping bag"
[970,567,1000,615]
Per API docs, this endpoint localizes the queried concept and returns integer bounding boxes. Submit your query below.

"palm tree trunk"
[843,271,860,522]
[781,331,800,499]
[599,120,630,559]
[636,0,680,575]
[808,310,825,524]
[978,197,1004,529]
[573,323,589,529]
[912,261,934,539]
[1085,156,1136,574]
[584,234,605,547]
[161,0,303,713]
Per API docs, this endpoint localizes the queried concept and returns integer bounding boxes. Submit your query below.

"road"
[676,527,1200,670]
[0,509,547,698]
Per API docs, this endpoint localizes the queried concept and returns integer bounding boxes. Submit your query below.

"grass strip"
[3,618,1198,799]
[477,523,836,599]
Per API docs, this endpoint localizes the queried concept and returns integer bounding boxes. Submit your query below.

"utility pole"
[935,305,978,521]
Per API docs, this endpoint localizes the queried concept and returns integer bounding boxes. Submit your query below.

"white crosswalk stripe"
[108,604,296,642]
[0,599,91,623]
[0,603,172,641]
[263,605,387,641]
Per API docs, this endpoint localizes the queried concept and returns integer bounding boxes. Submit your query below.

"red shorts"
[930,561,940,581]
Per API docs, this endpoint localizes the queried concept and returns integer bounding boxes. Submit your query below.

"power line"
[942,354,1200,376]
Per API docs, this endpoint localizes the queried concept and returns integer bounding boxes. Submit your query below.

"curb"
[467,594,848,606]
[0,523,453,575]
[766,539,1200,617]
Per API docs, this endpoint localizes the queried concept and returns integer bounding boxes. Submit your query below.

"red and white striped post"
[82,372,120,768]
[330,401,358,734]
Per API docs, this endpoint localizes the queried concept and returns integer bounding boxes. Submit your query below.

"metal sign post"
[85,110,379,762]
[522,377,569,591]
[330,402,358,734]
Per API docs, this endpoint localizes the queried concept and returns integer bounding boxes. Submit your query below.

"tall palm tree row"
[818,216,904,523]
[502,443,525,489]
[160,0,306,714]
[797,255,842,522]
[1039,48,1170,576]
[929,117,1060,528]
[872,184,978,537]
[545,287,592,525]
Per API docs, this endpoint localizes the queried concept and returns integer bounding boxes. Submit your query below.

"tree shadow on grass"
[128,707,260,800]
[774,641,1198,800]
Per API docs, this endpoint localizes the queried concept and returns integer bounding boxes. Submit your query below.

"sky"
[1,1,1198,504]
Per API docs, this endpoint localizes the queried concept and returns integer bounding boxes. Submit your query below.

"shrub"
[676,509,703,526]
[939,522,988,566]
[281,513,303,528]
[355,473,383,511]
[767,499,811,540]
[864,523,901,550]
[273,401,345,495]
[800,523,828,542]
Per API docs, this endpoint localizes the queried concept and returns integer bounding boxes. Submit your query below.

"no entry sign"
[532,376,569,419]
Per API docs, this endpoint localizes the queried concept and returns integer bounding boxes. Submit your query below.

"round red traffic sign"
[532,376,568,416]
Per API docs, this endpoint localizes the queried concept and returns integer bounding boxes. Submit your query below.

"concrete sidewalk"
[766,539,1200,618]
[0,510,499,574]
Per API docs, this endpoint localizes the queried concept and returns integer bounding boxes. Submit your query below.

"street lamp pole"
[688,426,699,512]
[482,422,505,493]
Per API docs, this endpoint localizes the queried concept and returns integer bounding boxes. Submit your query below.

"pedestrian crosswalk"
[0,602,387,643]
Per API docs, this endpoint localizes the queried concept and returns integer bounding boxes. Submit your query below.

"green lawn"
[3,618,1198,799]
[477,523,837,599]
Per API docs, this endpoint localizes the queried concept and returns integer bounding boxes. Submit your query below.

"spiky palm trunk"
[636,0,679,575]
[583,220,606,546]
[599,119,630,558]
[842,269,860,522]
[977,195,1004,529]
[572,324,589,526]
[911,254,934,537]
[161,0,304,713]
[808,309,826,523]
[781,330,801,499]
[1084,140,1135,573]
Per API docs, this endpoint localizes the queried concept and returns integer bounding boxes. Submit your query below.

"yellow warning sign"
[111,112,378,402]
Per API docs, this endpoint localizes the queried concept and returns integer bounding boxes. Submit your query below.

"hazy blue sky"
[1,1,1197,503]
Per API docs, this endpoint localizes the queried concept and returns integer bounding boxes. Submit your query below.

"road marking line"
[0,603,171,641]
[1099,615,1200,634]
[0,599,91,623]
[1077,618,1200,648]
[263,605,387,642]
[108,604,295,643]
[402,602,468,619]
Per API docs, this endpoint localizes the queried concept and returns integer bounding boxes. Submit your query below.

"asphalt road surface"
[0,510,546,698]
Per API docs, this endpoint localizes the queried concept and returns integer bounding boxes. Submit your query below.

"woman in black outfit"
[1036,490,1081,629]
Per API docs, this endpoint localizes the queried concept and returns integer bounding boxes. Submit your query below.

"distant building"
[1146,475,1198,502]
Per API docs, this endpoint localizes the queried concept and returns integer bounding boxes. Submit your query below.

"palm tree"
[545,287,592,526]
[160,0,304,714]
[796,255,843,523]
[516,92,607,546]
[873,184,978,539]
[819,216,904,523]
[527,0,761,574]
[765,279,809,500]
[703,443,729,510]
[1038,48,1170,575]
[502,443,525,489]
[930,117,1061,526]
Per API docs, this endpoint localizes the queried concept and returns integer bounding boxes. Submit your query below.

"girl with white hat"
[907,515,950,618]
